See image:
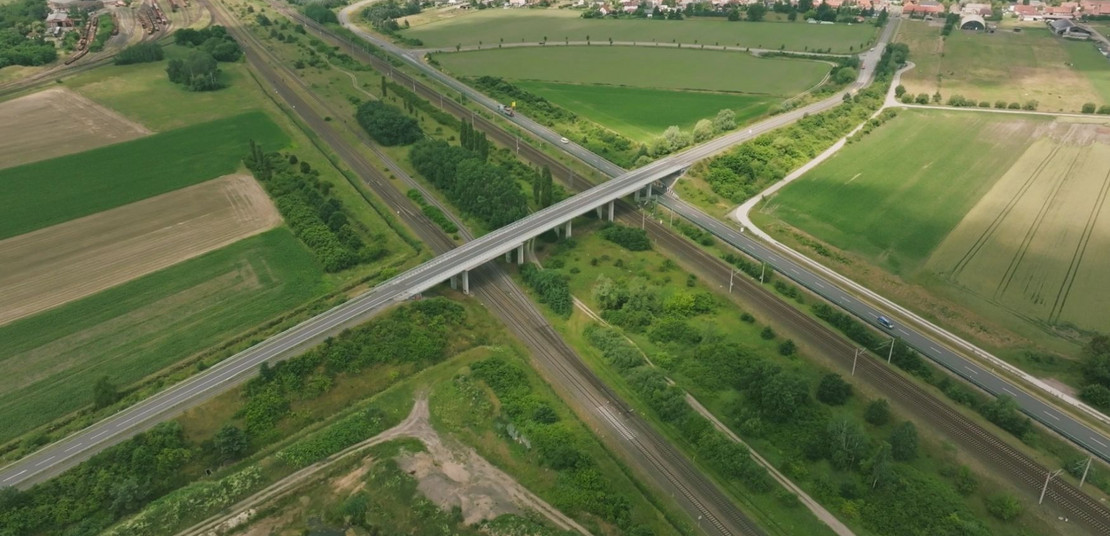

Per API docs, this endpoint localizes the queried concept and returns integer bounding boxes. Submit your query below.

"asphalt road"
[277,11,1110,531]
[1,4,770,535]
[331,8,1110,466]
[661,195,1110,465]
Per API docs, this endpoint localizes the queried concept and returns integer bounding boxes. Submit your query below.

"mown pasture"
[516,81,775,142]
[0,111,288,240]
[895,21,1110,113]
[402,9,876,53]
[0,229,327,443]
[436,46,830,95]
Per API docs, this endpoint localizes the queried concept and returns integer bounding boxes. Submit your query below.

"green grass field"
[436,46,829,95]
[896,21,1108,113]
[0,112,288,240]
[67,45,273,131]
[759,109,1110,351]
[402,9,876,53]
[516,81,775,142]
[0,229,328,443]
[759,110,1041,274]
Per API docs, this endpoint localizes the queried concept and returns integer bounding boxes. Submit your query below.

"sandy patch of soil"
[0,174,280,326]
[0,87,151,170]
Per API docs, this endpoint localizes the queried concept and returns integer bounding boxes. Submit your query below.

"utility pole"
[1040,469,1063,505]
[887,337,896,364]
[641,206,646,230]
[1081,457,1093,488]
[759,262,766,284]
[852,348,862,376]
[729,269,735,294]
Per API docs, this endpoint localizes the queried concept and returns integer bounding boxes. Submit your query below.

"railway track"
[207,1,766,533]
[274,11,1110,533]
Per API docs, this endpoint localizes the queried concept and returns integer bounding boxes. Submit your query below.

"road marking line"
[35,456,54,468]
[1093,437,1108,448]
[90,431,107,440]
[2,470,26,483]
[1002,387,1018,396]
[929,345,940,353]
[963,366,979,375]
[815,282,825,289]
[1044,411,1061,421]
[64,443,84,454]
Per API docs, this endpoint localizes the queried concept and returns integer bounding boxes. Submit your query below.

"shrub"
[521,264,572,316]
[1083,102,1097,114]
[599,224,651,251]
[355,100,422,146]
[985,493,1023,521]
[864,399,891,426]
[115,42,164,65]
[816,373,852,405]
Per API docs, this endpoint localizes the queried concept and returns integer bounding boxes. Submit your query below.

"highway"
[5,3,1110,532]
[0,3,772,534]
[661,194,1110,463]
[332,4,1110,467]
[295,10,1110,531]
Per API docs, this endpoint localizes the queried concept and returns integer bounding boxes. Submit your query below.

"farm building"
[1048,17,1092,38]
[959,13,985,29]
[45,12,74,30]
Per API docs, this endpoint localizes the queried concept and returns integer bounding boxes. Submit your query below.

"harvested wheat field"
[0,87,151,170]
[0,174,281,326]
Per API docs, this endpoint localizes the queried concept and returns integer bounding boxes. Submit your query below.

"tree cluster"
[564,245,996,533]
[409,139,529,229]
[533,165,554,207]
[245,142,386,272]
[0,422,193,536]
[243,298,464,440]
[302,3,338,24]
[0,299,465,536]
[459,120,490,161]
[0,0,56,68]
[361,0,419,32]
[469,357,645,531]
[521,264,572,316]
[1077,335,1110,410]
[586,326,777,493]
[166,50,222,91]
[647,109,736,158]
[355,100,423,146]
[406,189,458,234]
[173,26,241,62]
[599,223,652,251]
[114,42,164,65]
[700,82,888,203]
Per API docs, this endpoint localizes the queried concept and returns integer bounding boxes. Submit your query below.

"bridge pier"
[517,243,525,265]
[565,220,572,238]
[461,270,469,295]
[595,206,603,219]
[505,251,512,263]
[608,200,615,221]
[449,275,457,290]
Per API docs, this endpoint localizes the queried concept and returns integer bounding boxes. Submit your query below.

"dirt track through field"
[0,174,280,326]
[0,87,151,170]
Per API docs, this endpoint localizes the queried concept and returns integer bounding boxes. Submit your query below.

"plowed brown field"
[0,87,151,170]
[0,174,281,326]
